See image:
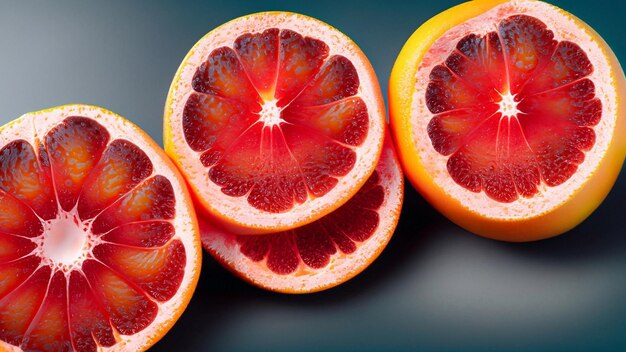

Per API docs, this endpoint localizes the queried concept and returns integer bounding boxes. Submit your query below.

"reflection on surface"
[156,173,626,351]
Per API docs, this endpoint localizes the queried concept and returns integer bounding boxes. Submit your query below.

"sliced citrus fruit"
[201,135,403,293]
[164,11,386,234]
[389,0,626,241]
[0,105,201,352]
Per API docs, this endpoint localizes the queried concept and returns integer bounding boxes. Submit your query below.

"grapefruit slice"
[201,136,403,293]
[0,105,201,352]
[164,12,386,234]
[389,0,626,241]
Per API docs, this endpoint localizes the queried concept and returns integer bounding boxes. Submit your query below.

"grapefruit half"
[201,135,403,293]
[164,12,386,234]
[0,105,201,352]
[389,0,626,241]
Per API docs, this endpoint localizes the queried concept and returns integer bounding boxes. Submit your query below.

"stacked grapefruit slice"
[164,12,403,293]
[0,105,201,351]
[390,0,626,241]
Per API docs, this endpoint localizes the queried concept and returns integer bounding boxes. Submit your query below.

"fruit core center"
[259,100,284,127]
[42,213,92,269]
[497,91,520,117]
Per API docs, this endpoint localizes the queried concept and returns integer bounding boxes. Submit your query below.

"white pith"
[259,100,285,127]
[410,0,617,219]
[165,12,385,232]
[0,105,201,352]
[39,207,97,272]
[497,90,520,118]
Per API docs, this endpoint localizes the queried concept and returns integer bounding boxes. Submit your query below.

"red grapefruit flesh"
[165,12,386,234]
[0,105,201,352]
[425,14,600,203]
[201,136,403,293]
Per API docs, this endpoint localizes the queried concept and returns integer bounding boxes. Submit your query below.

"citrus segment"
[45,116,110,212]
[389,0,626,240]
[182,92,256,158]
[165,12,385,234]
[0,233,36,263]
[274,29,329,105]
[0,256,41,299]
[0,191,43,237]
[518,41,594,96]
[77,139,153,220]
[281,97,368,146]
[93,240,185,301]
[234,28,280,99]
[0,105,201,352]
[201,136,403,293]
[20,272,71,352]
[0,266,51,346]
[91,175,176,235]
[192,47,261,108]
[68,271,116,350]
[288,55,359,107]
[498,15,557,93]
[82,260,158,335]
[0,140,57,220]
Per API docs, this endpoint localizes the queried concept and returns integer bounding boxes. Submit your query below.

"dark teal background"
[1,1,625,351]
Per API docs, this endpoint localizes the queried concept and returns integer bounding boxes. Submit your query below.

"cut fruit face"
[201,136,403,293]
[165,12,386,234]
[425,14,600,203]
[389,0,626,241]
[0,105,201,352]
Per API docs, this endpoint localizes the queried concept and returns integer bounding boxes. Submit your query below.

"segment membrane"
[0,190,43,237]
[290,55,359,107]
[281,124,356,197]
[0,256,41,300]
[183,92,256,155]
[77,139,153,220]
[0,232,36,264]
[498,15,557,94]
[93,239,185,302]
[426,15,600,202]
[0,266,51,346]
[91,175,175,234]
[20,272,71,352]
[235,28,280,99]
[192,47,261,110]
[275,29,329,106]
[82,260,158,335]
[282,97,369,146]
[101,221,175,248]
[68,271,116,351]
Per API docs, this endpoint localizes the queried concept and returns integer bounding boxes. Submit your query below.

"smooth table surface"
[1,1,625,350]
